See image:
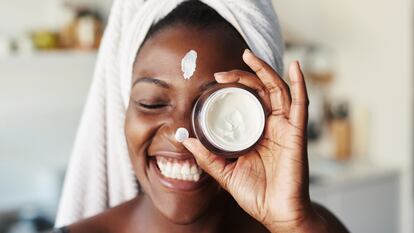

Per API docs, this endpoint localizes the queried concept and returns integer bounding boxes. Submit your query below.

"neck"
[129,193,237,233]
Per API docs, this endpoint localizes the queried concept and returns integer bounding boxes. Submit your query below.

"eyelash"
[139,103,168,109]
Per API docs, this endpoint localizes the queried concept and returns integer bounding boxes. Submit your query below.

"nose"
[164,106,195,149]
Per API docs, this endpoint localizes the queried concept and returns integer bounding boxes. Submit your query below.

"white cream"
[175,127,189,142]
[201,88,265,151]
[181,50,197,80]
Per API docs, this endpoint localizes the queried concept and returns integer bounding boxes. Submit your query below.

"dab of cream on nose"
[181,50,197,80]
[175,127,189,142]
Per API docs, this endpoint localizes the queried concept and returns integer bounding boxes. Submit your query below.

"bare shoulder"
[312,202,350,233]
[233,219,270,233]
[230,202,348,233]
[223,201,270,233]
[65,198,139,233]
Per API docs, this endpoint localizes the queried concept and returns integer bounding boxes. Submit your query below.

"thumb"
[183,138,233,190]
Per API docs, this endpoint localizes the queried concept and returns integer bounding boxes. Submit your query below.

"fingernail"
[214,72,227,77]
[293,61,299,76]
[291,61,302,81]
[244,48,253,56]
[214,72,228,81]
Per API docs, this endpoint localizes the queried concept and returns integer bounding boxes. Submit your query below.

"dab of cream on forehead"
[181,50,197,80]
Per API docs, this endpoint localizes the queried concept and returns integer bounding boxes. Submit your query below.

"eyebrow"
[132,77,170,89]
[132,77,217,91]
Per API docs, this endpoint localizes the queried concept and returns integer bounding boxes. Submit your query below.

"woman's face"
[125,25,248,224]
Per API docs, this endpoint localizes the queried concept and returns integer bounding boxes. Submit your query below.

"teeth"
[190,165,198,174]
[181,162,190,175]
[156,157,203,182]
[193,173,200,181]
[172,163,180,175]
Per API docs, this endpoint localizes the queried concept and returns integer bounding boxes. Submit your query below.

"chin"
[152,194,213,225]
[164,209,203,225]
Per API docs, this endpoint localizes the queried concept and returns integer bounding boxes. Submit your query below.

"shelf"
[0,50,97,61]
[0,50,98,71]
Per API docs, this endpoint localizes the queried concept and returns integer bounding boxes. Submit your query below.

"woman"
[55,0,349,232]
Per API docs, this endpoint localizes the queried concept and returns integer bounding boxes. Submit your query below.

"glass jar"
[192,83,266,158]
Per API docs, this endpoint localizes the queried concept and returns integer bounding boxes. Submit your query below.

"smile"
[156,156,203,182]
[148,152,210,192]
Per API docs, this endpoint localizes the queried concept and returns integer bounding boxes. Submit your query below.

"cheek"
[125,106,162,179]
[125,108,156,145]
[126,112,148,150]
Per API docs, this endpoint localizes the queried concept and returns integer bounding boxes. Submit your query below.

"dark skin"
[67,25,349,233]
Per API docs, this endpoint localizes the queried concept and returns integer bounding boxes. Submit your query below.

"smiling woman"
[124,8,251,226]
[54,0,349,232]
[120,3,253,229]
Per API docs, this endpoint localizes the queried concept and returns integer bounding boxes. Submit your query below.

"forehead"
[133,25,248,84]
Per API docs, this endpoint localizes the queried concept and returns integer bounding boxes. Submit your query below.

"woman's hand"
[183,49,328,233]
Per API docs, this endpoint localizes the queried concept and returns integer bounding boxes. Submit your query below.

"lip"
[149,158,210,192]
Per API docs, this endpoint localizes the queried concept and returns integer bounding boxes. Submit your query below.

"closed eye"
[139,103,168,109]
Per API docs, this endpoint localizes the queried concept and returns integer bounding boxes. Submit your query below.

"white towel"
[55,0,284,227]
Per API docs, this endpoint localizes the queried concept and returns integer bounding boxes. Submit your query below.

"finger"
[214,70,272,113]
[288,61,309,130]
[242,49,291,116]
[182,138,233,190]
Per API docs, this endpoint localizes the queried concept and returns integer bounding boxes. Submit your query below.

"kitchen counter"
[308,158,400,233]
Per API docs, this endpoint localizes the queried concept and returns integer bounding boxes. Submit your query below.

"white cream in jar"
[192,84,265,157]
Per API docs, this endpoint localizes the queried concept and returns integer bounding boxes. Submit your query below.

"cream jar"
[192,83,266,158]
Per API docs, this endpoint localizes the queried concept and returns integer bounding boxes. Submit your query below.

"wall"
[271,0,413,232]
[0,0,108,212]
[0,53,95,212]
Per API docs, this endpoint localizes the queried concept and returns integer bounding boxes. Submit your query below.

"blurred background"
[0,0,412,232]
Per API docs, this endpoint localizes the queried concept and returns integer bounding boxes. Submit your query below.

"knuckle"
[292,98,308,106]
[225,70,240,79]
[268,85,283,94]
[230,70,254,82]
[203,152,218,167]
[257,64,272,76]
[271,108,287,116]
[229,69,242,76]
